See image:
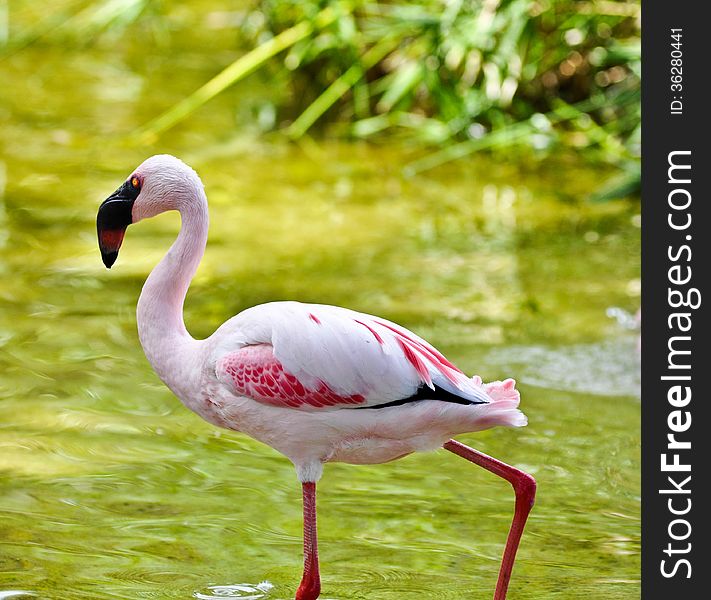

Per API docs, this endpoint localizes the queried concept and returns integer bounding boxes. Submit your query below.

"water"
[1,2,639,598]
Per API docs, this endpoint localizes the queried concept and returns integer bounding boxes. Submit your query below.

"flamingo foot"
[443,439,536,600]
[295,577,321,600]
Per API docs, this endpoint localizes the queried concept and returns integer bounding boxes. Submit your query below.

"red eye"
[131,177,140,189]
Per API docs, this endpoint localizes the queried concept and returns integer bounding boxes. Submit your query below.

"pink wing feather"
[214,302,491,410]
[218,344,367,408]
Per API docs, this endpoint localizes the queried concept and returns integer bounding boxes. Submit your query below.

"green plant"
[139,0,639,182]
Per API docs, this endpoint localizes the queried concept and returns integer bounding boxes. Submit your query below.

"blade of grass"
[376,61,422,113]
[353,111,450,141]
[286,36,399,139]
[589,166,640,202]
[69,0,147,36]
[133,7,337,142]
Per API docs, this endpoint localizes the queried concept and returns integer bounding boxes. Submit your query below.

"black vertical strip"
[642,3,708,597]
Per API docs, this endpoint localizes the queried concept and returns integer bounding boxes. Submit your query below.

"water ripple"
[193,582,274,599]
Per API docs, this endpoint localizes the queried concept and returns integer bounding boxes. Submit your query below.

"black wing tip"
[354,384,488,410]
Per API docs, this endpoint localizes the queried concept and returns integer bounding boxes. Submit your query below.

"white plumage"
[212,301,496,406]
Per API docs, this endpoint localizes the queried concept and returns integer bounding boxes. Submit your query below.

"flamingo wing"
[214,302,491,410]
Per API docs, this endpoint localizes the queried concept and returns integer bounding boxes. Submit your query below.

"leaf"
[376,61,423,113]
[133,7,338,141]
[286,36,399,139]
[590,168,641,202]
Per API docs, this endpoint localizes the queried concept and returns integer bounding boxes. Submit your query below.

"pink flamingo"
[96,155,536,600]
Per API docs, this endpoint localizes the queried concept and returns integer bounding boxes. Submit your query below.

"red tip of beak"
[99,228,126,268]
[100,229,125,250]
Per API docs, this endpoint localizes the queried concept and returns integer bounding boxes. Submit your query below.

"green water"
[1,2,640,599]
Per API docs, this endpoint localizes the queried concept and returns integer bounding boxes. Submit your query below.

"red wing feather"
[218,344,367,409]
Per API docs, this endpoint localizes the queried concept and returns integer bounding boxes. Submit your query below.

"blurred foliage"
[142,0,640,180]
[1,0,641,189]
[241,0,640,175]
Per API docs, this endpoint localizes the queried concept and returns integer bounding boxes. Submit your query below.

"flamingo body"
[201,301,525,479]
[96,155,535,599]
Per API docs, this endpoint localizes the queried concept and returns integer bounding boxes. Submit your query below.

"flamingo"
[96,155,536,600]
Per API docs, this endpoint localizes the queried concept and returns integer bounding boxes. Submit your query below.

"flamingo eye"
[131,177,140,189]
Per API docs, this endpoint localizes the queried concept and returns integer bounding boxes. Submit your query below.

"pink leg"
[443,439,536,600]
[296,481,321,600]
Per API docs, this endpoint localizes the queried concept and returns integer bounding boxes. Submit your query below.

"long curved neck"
[136,192,209,390]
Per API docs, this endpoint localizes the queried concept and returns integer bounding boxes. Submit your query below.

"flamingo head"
[96,155,204,268]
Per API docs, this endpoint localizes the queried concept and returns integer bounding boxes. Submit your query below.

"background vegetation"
[2,0,640,195]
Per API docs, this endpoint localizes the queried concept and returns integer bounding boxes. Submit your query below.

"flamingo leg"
[443,439,536,600]
[296,481,321,600]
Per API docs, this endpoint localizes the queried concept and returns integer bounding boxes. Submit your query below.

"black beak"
[97,180,138,268]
